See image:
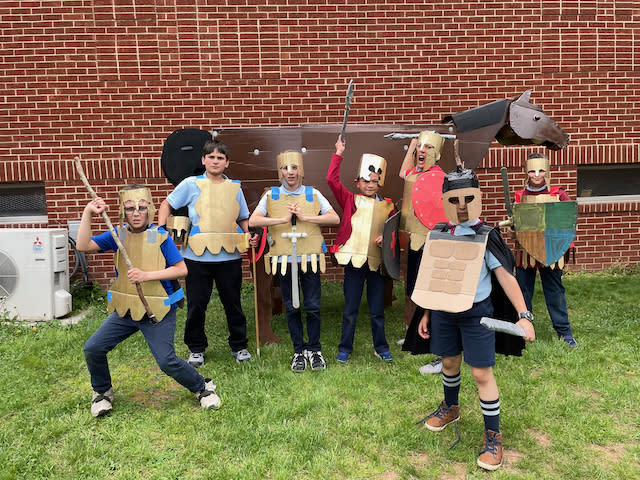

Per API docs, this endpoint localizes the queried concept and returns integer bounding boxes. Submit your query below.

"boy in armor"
[158,139,256,367]
[415,169,535,471]
[77,185,221,417]
[514,153,577,348]
[327,136,395,363]
[398,131,446,375]
[249,150,339,372]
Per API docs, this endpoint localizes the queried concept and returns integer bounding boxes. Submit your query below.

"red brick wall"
[1,0,638,288]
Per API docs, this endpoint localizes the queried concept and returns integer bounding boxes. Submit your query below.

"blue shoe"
[562,334,578,349]
[376,351,393,362]
[336,351,349,363]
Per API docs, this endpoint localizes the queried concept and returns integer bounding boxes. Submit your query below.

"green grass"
[1,272,639,479]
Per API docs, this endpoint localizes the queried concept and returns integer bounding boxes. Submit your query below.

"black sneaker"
[291,353,307,373]
[305,350,327,371]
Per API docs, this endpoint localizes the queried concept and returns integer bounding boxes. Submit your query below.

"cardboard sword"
[480,317,526,337]
[281,214,307,309]
[340,80,354,142]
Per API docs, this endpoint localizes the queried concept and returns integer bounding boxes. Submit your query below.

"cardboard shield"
[513,201,577,266]
[381,211,401,280]
[412,169,447,229]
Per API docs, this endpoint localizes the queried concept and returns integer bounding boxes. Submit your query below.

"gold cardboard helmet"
[119,186,156,226]
[358,153,387,186]
[441,169,482,224]
[525,154,550,186]
[277,150,304,182]
[417,131,445,168]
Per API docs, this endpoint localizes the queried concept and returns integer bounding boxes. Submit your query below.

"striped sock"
[442,371,461,406]
[480,397,500,433]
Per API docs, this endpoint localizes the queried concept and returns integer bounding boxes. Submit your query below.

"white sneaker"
[188,352,205,368]
[91,387,114,417]
[396,338,405,346]
[196,378,221,409]
[231,348,252,363]
[419,357,443,375]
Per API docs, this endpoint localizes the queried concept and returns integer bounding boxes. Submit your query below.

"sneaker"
[291,352,307,373]
[305,350,327,371]
[231,348,252,363]
[195,378,221,409]
[396,338,405,346]
[562,334,578,349]
[419,357,443,375]
[477,429,503,471]
[90,387,114,418]
[336,351,350,364]
[424,400,460,432]
[375,351,393,362]
[188,352,205,368]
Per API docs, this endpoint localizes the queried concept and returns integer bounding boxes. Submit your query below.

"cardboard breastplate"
[265,191,326,275]
[411,228,488,313]
[400,173,430,251]
[188,179,248,255]
[334,195,393,271]
[108,228,172,321]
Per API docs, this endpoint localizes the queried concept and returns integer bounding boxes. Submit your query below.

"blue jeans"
[339,263,389,355]
[516,266,573,337]
[84,309,205,394]
[279,268,322,353]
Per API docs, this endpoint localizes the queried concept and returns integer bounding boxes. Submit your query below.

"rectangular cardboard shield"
[513,201,577,266]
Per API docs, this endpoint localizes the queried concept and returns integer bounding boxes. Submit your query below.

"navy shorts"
[430,296,495,368]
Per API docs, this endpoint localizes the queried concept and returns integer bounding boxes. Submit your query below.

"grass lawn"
[1,269,639,479]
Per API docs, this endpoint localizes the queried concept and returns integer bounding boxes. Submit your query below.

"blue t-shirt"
[166,174,250,262]
[92,225,183,303]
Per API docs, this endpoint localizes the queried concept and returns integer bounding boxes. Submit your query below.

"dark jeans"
[84,309,205,394]
[279,268,322,353]
[516,266,573,337]
[184,258,248,353]
[339,263,389,355]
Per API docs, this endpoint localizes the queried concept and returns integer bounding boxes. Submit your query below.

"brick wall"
[1,0,638,288]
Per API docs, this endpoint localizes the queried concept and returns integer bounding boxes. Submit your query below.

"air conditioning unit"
[0,228,72,321]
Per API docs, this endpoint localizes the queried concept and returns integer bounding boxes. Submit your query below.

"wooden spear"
[74,156,157,323]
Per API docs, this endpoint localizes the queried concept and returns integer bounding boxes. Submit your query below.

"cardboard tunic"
[188,179,248,256]
[108,228,172,322]
[334,195,393,271]
[400,173,430,250]
[411,226,489,313]
[264,189,326,275]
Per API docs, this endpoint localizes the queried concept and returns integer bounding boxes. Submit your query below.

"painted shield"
[513,201,577,266]
[381,211,401,280]
[412,169,447,229]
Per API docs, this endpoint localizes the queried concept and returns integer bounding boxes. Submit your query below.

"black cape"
[402,221,525,357]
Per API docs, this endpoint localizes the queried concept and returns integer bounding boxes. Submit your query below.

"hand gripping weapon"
[480,317,526,337]
[281,214,307,309]
[74,156,158,324]
[340,80,355,142]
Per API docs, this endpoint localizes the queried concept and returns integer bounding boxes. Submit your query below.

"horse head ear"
[516,90,532,104]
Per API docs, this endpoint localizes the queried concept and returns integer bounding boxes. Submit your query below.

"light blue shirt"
[256,183,332,263]
[167,174,249,262]
[452,219,501,302]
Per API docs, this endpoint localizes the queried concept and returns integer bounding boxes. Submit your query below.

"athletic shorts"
[429,296,495,368]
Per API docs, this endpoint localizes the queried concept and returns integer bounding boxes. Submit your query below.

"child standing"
[327,136,394,363]
[78,185,220,416]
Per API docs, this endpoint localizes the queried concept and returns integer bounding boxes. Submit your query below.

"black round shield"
[161,128,212,186]
[381,211,402,280]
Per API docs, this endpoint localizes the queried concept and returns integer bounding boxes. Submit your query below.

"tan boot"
[477,429,503,471]
[424,400,460,432]
[90,387,113,417]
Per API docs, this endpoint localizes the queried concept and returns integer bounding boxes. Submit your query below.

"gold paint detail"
[400,173,430,250]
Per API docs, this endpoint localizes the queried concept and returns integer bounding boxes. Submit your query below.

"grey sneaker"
[419,357,443,375]
[231,348,252,363]
[291,352,307,373]
[91,387,114,417]
[195,378,221,409]
[188,352,205,368]
[304,350,327,371]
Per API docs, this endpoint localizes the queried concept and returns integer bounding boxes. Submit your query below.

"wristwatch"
[518,311,534,323]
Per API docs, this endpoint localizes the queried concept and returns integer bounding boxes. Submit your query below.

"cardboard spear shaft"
[74,156,157,323]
